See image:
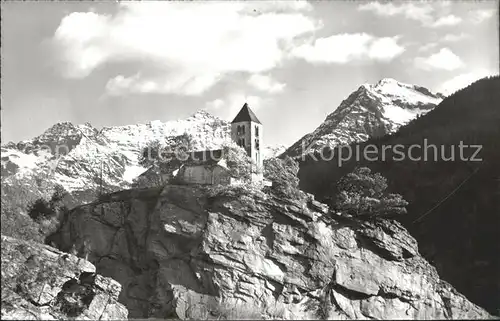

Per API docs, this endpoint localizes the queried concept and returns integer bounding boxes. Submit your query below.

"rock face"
[1,235,127,320]
[284,78,444,158]
[49,185,491,319]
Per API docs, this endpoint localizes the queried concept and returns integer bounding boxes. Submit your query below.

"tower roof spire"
[231,102,262,124]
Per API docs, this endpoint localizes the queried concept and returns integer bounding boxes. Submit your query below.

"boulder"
[1,235,127,320]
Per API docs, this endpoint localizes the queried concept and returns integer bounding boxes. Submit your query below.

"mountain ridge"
[1,111,231,192]
[1,109,288,193]
[283,78,444,158]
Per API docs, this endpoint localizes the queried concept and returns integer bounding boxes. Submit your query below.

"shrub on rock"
[333,167,408,218]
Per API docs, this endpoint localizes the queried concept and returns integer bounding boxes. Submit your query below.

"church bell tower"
[231,103,263,172]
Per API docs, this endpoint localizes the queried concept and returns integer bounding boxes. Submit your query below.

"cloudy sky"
[2,1,498,146]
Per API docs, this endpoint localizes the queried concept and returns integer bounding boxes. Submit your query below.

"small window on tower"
[255,139,260,150]
[242,125,245,134]
[255,126,259,137]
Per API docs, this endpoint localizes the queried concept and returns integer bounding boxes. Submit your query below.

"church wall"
[180,166,210,184]
[212,166,231,185]
[178,165,231,185]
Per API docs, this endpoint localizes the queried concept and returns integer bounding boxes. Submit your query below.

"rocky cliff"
[284,78,444,158]
[48,184,492,319]
[1,235,128,320]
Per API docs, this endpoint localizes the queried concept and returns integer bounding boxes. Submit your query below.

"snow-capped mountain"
[1,110,289,193]
[262,144,287,159]
[284,78,445,158]
[1,78,444,193]
[1,111,231,192]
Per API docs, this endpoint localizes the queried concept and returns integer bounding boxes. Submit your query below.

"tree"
[139,140,163,168]
[218,141,256,181]
[79,237,92,261]
[50,184,67,205]
[139,133,194,168]
[333,167,408,217]
[264,156,304,199]
[134,134,198,188]
[28,184,70,223]
[93,160,109,198]
[28,198,54,222]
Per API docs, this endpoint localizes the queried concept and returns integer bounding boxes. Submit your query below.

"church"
[175,103,265,185]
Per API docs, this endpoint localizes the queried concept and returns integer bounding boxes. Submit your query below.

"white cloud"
[240,1,313,14]
[368,36,406,61]
[291,33,405,64]
[438,70,497,95]
[418,42,439,52]
[206,98,225,110]
[359,2,465,28]
[442,33,468,42]
[358,2,434,24]
[247,74,286,93]
[105,72,222,96]
[430,15,462,27]
[205,93,266,119]
[52,2,319,95]
[437,1,453,10]
[470,9,496,24]
[415,48,464,71]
